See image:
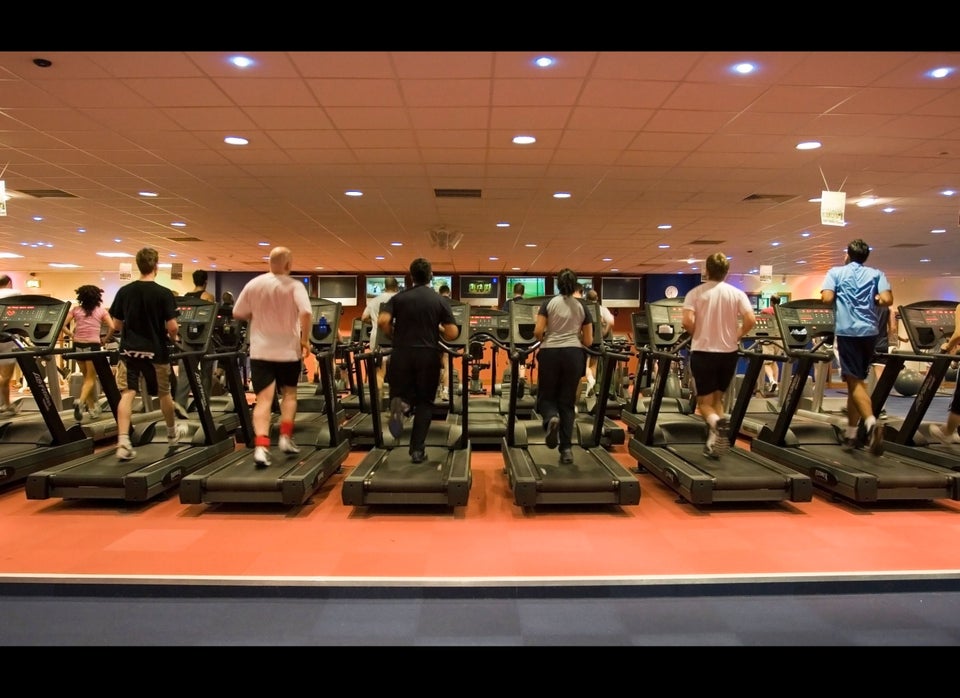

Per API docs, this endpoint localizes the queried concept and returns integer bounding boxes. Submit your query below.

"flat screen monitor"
[365,275,406,299]
[459,275,499,307]
[600,277,641,308]
[316,275,357,307]
[431,274,453,295]
[505,276,546,299]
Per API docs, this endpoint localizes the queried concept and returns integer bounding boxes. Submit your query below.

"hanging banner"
[171,262,183,281]
[0,180,6,217]
[759,264,773,284]
[119,262,132,281]
[821,190,846,226]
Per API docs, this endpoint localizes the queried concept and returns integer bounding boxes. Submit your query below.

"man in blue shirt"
[821,238,893,455]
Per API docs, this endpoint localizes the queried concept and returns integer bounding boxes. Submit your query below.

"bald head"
[269,246,292,274]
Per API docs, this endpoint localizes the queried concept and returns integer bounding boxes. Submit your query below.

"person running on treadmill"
[232,246,313,467]
[928,303,960,445]
[682,252,756,459]
[534,268,594,465]
[109,247,188,460]
[821,238,893,455]
[380,257,459,464]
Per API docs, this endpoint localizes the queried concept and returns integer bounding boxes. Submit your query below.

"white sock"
[707,414,719,429]
[847,426,858,439]
[864,416,877,432]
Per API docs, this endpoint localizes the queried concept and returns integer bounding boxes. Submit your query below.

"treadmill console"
[899,300,955,354]
[646,298,687,350]
[773,299,834,355]
[509,295,602,349]
[744,313,781,339]
[469,307,510,342]
[311,297,343,350]
[0,294,71,346]
[175,297,219,351]
[349,317,372,346]
[631,310,650,348]
[447,300,470,348]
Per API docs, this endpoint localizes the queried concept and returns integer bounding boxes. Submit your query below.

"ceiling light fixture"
[796,141,822,150]
[224,136,249,146]
[512,136,536,145]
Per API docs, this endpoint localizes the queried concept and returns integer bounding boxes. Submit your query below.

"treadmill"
[875,300,960,470]
[179,297,351,507]
[500,296,640,508]
[628,298,812,505]
[621,308,694,434]
[733,311,799,439]
[25,296,238,503]
[0,295,95,490]
[341,299,472,508]
[749,298,960,503]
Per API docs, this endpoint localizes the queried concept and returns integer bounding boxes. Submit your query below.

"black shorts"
[689,351,739,395]
[249,359,302,393]
[836,335,876,381]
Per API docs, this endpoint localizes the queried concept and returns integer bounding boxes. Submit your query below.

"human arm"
[580,317,594,348]
[821,289,836,305]
[739,308,757,339]
[943,305,960,354]
[534,313,548,342]
[165,317,180,345]
[101,310,117,344]
[681,308,696,338]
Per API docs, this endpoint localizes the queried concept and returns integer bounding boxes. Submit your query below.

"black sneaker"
[544,416,560,449]
[867,422,885,456]
[559,448,574,465]
[841,437,859,452]
[410,449,426,464]
[73,402,83,423]
[388,397,406,439]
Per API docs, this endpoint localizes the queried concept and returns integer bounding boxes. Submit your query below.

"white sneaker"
[279,434,300,454]
[117,443,137,461]
[89,404,102,419]
[168,421,190,446]
[254,445,272,467]
[930,423,960,445]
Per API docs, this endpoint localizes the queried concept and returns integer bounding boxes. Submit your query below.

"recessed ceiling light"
[658,244,670,249]
[77,228,86,233]
[942,189,956,197]
[512,135,536,145]
[489,256,498,261]
[496,222,510,228]
[375,256,385,261]
[929,67,953,79]
[345,190,363,197]
[732,62,757,75]
[97,252,133,258]
[921,258,931,263]
[229,56,255,69]
[224,136,249,146]
[602,257,612,262]
[534,57,554,68]
[931,228,947,234]
[258,241,270,246]
[553,192,571,199]
[771,242,781,247]
[856,196,878,207]
[170,221,186,227]
[801,232,811,237]
[883,207,896,213]
[796,141,822,150]
[139,191,158,197]
[32,216,42,221]
[657,224,672,230]
[524,243,537,248]
[390,242,402,247]
[0,253,24,259]
[49,263,80,268]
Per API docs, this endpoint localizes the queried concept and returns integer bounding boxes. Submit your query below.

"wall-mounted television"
[365,275,406,299]
[505,276,547,299]
[459,275,499,307]
[316,275,358,307]
[431,274,453,295]
[600,277,642,308]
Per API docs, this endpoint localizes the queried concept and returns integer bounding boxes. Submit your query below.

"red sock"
[280,421,294,437]
[254,435,271,448]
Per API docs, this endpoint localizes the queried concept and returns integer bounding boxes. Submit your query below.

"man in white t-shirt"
[682,252,756,459]
[585,288,614,396]
[361,276,399,390]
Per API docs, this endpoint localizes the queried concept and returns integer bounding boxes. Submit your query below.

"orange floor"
[3,432,960,585]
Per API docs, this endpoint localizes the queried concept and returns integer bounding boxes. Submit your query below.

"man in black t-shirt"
[379,257,459,463]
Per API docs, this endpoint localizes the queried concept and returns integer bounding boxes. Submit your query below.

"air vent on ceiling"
[435,188,481,199]
[691,240,724,246]
[16,189,77,198]
[166,236,202,242]
[891,243,926,248]
[742,193,797,204]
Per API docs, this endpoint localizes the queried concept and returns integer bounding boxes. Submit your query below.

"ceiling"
[0,50,958,280]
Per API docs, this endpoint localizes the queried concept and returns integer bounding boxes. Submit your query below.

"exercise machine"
[341,299,472,507]
[179,297,350,507]
[628,298,812,505]
[25,296,238,502]
[749,298,960,503]
[500,296,640,508]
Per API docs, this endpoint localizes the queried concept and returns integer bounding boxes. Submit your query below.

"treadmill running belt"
[525,445,622,492]
[800,445,957,489]
[668,444,797,490]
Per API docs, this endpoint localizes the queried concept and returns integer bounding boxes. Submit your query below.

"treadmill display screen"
[905,307,954,330]
[1,305,47,321]
[795,308,833,327]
